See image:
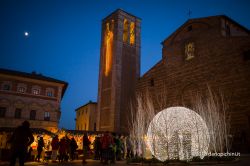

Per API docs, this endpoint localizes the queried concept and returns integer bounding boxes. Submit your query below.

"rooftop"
[102,8,141,22]
[75,100,97,111]
[0,68,68,97]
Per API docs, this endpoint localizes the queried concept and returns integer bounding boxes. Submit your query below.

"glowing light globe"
[146,106,210,161]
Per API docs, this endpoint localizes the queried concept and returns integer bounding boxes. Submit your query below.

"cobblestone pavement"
[0,159,127,166]
[1,156,250,166]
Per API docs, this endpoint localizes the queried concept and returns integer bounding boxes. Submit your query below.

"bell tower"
[97,9,141,133]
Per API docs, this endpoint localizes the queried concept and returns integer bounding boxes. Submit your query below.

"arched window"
[46,88,54,97]
[17,87,26,93]
[130,22,135,45]
[2,82,11,91]
[123,19,129,43]
[30,110,36,120]
[17,83,27,93]
[104,21,114,76]
[15,108,22,118]
[0,107,6,117]
[32,85,41,95]
[44,111,50,121]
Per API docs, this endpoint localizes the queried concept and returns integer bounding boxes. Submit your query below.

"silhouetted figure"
[58,137,67,163]
[82,134,90,164]
[8,121,34,166]
[126,136,133,159]
[26,147,33,161]
[114,135,122,161]
[36,136,44,162]
[70,137,78,161]
[93,136,101,160]
[65,135,71,161]
[51,135,59,162]
[100,131,114,164]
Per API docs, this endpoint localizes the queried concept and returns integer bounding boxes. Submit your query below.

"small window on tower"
[243,50,250,61]
[225,23,231,36]
[150,79,154,87]
[187,25,192,31]
[130,22,135,45]
[123,19,129,43]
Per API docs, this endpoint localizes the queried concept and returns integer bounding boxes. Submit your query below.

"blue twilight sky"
[0,0,250,129]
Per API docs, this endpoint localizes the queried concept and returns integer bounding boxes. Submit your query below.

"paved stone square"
[1,155,250,166]
[0,159,127,166]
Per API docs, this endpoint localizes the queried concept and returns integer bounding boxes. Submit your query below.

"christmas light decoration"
[146,106,210,161]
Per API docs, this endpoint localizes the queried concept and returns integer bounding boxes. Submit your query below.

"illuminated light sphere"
[24,32,29,37]
[147,106,210,161]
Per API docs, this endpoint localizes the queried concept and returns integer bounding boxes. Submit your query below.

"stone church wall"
[136,16,250,152]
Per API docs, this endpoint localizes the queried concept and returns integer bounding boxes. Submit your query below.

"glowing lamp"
[147,106,210,161]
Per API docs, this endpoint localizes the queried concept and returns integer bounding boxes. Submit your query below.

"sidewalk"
[1,155,250,166]
[0,159,127,166]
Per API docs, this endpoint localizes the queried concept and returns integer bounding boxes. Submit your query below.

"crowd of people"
[7,121,134,165]
[91,131,133,164]
[47,135,78,163]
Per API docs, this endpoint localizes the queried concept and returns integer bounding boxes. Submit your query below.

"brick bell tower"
[96,9,141,133]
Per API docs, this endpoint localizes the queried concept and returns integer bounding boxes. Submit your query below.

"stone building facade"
[75,101,97,131]
[0,68,68,132]
[97,9,141,133]
[136,15,250,152]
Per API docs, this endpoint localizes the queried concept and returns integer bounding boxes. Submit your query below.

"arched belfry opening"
[97,9,141,133]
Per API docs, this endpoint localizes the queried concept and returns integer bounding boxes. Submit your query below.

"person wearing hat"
[8,120,34,166]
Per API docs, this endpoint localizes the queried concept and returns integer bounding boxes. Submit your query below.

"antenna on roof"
[187,9,192,19]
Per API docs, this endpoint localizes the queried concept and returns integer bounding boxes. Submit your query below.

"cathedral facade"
[96,10,250,152]
[136,15,250,152]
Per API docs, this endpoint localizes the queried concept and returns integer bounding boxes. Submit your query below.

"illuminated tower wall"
[97,9,141,133]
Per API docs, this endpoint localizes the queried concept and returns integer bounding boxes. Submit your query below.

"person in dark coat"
[93,136,101,160]
[69,137,78,161]
[8,120,34,166]
[65,135,71,161]
[36,136,44,162]
[100,131,114,164]
[51,135,59,162]
[58,137,67,163]
[26,147,33,161]
[82,134,90,164]
[114,135,122,161]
